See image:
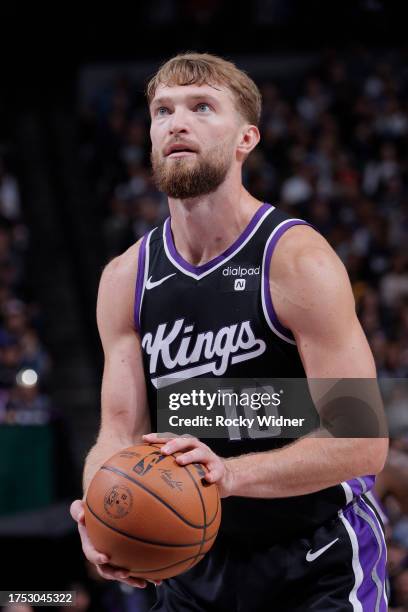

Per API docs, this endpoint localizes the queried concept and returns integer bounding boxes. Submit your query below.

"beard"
[151,141,233,199]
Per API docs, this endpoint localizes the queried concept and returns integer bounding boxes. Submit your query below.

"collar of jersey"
[163,202,275,280]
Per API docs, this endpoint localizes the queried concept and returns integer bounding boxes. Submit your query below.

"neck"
[167,176,263,267]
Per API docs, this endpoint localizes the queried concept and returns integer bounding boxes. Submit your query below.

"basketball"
[84,443,221,580]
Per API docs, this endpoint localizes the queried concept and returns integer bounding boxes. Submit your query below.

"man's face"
[150,83,243,199]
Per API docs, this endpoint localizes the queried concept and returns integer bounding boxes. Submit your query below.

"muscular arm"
[225,225,389,498]
[83,241,150,495]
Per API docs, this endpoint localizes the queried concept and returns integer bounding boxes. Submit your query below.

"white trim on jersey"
[261,219,307,345]
[138,227,156,329]
[162,206,275,280]
[150,341,267,389]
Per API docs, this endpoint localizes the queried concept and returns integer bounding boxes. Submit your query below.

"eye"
[195,102,211,113]
[156,106,170,116]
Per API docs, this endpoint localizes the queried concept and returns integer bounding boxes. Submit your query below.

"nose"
[168,107,189,136]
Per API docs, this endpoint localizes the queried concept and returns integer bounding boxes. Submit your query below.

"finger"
[143,432,179,443]
[175,448,211,466]
[78,522,109,565]
[162,437,201,455]
[204,460,225,483]
[99,570,149,589]
[70,499,85,523]
[204,465,223,483]
[128,576,162,587]
[97,564,131,581]
[123,576,148,588]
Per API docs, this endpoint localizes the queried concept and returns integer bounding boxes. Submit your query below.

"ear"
[236,125,260,161]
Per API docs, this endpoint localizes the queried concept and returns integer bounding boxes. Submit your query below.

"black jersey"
[134,203,374,542]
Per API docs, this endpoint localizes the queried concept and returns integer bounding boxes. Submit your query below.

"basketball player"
[71,53,389,610]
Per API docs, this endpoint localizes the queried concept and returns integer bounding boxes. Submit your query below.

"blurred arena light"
[16,368,39,387]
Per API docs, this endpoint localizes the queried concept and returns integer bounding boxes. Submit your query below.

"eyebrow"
[151,93,221,108]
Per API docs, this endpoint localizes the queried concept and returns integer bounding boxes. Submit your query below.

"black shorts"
[151,495,387,612]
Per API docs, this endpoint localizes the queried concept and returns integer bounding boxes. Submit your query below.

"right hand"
[70,499,162,588]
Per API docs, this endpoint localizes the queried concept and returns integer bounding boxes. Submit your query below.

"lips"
[164,143,198,156]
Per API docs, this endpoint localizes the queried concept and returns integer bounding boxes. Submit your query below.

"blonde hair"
[146,52,262,126]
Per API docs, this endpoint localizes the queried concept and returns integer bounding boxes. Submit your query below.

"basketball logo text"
[133,451,167,476]
[159,469,183,491]
[104,485,133,519]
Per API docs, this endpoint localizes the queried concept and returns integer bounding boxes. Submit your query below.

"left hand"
[142,433,233,498]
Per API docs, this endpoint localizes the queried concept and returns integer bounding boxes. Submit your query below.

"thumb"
[70,499,85,524]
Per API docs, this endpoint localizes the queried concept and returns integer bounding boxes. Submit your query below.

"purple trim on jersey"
[343,497,387,611]
[164,202,272,274]
[134,232,149,333]
[263,219,310,340]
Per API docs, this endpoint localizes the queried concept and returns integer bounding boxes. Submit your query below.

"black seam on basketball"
[86,500,218,547]
[180,463,207,570]
[148,442,220,528]
[128,553,205,575]
[199,484,220,528]
[101,464,206,528]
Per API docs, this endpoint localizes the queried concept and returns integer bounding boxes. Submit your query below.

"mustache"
[163,139,200,156]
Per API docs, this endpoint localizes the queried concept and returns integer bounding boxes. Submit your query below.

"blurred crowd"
[0,152,80,529]
[0,156,53,424]
[78,47,408,610]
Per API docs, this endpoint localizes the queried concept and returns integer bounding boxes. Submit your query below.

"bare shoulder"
[271,224,343,278]
[270,224,350,293]
[100,239,142,291]
[97,239,142,335]
[269,224,354,330]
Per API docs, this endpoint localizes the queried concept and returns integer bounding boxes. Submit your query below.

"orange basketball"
[84,444,221,581]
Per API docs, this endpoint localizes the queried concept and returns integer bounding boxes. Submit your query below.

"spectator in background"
[380,253,408,308]
[0,147,72,518]
[0,158,21,222]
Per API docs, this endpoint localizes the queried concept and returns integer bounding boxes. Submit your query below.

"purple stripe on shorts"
[357,497,387,611]
[165,202,272,275]
[343,497,387,611]
[134,232,149,334]
[263,220,310,339]
[361,475,375,492]
[347,475,376,498]
[347,478,364,497]
[365,490,389,526]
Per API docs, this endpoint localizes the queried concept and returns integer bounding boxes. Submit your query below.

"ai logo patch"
[234,279,246,291]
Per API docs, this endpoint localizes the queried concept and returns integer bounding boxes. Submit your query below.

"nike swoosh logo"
[306,538,339,562]
[146,273,176,290]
